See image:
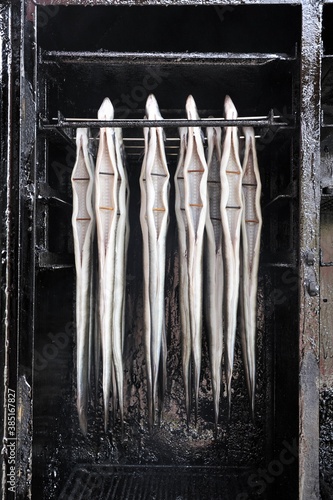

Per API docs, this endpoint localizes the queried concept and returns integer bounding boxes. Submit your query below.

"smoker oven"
[0,0,332,499]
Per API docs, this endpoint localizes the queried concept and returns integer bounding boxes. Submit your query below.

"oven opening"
[33,5,301,499]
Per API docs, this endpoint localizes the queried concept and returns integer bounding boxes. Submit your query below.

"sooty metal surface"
[2,1,326,499]
[58,465,252,499]
[320,388,333,499]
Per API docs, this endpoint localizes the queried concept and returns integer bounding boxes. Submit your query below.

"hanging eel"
[204,125,224,427]
[174,127,192,425]
[95,97,120,430]
[115,127,130,355]
[220,95,243,415]
[71,127,95,435]
[111,122,129,429]
[240,127,262,417]
[139,128,153,426]
[183,95,208,424]
[140,94,170,427]
[140,125,153,426]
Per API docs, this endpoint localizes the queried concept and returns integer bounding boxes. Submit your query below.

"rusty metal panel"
[1,0,36,498]
[299,1,322,498]
[320,199,333,386]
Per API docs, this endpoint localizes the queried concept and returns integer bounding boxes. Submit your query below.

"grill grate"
[321,194,333,212]
[58,465,254,500]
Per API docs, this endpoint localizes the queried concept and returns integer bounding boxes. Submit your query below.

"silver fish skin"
[111,125,129,429]
[95,98,119,430]
[71,127,95,435]
[240,126,262,417]
[115,127,130,354]
[141,94,170,426]
[139,125,153,427]
[220,95,243,414]
[91,242,100,401]
[184,95,208,423]
[174,127,192,424]
[158,315,167,425]
[205,125,224,427]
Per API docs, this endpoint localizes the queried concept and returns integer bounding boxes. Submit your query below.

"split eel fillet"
[174,127,192,424]
[184,95,208,423]
[240,127,262,416]
[95,97,127,430]
[205,125,224,427]
[71,128,95,435]
[140,94,170,427]
[220,96,243,414]
[140,126,153,425]
[111,122,129,428]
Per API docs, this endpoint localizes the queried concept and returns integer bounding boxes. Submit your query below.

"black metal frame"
[0,0,326,499]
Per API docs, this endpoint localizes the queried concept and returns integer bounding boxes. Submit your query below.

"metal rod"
[121,135,262,141]
[264,193,294,209]
[61,114,274,122]
[41,50,295,65]
[320,249,333,267]
[40,112,287,130]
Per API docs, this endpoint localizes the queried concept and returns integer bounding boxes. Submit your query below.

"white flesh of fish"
[88,238,98,399]
[174,127,192,424]
[220,96,243,413]
[205,126,224,426]
[184,95,208,423]
[111,125,129,428]
[95,98,119,430]
[116,128,130,354]
[141,94,170,426]
[140,125,153,426]
[240,127,262,416]
[71,128,95,434]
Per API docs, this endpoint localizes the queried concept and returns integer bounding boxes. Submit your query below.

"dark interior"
[323,4,333,55]
[34,5,301,499]
[322,5,333,126]
[38,5,300,54]
[320,6,333,495]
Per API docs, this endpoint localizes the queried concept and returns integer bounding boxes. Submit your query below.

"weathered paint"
[320,205,333,386]
[1,1,329,498]
[299,0,322,498]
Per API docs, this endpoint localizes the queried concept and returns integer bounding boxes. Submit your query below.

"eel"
[220,95,243,414]
[71,127,95,435]
[174,127,192,424]
[204,125,224,427]
[115,127,130,354]
[95,97,119,430]
[88,236,98,400]
[240,126,262,417]
[111,123,129,429]
[140,94,170,427]
[140,125,153,426]
[183,95,208,423]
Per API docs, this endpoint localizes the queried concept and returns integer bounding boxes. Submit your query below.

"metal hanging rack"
[40,49,297,66]
[40,109,289,130]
